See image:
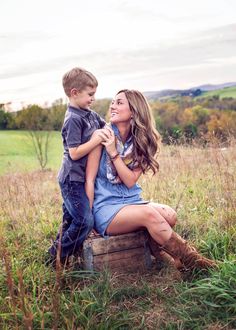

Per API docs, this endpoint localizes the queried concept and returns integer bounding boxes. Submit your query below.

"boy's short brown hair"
[62,67,98,97]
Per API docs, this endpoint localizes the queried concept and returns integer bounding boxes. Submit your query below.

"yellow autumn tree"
[207,110,236,140]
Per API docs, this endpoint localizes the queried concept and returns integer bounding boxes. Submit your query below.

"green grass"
[0,130,62,175]
[169,260,236,329]
[201,86,236,99]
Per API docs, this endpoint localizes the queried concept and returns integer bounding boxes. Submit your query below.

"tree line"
[1,95,236,144]
[151,95,236,143]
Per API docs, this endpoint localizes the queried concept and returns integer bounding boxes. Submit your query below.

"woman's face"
[109,92,132,124]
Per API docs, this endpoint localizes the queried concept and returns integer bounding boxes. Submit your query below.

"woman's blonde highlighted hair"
[117,89,161,174]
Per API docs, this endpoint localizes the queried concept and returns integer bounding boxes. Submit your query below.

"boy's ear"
[71,88,80,97]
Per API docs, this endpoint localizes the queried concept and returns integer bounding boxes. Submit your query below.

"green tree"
[48,99,66,130]
[15,105,49,130]
[93,99,111,120]
[14,104,52,170]
[0,110,14,129]
[151,101,182,143]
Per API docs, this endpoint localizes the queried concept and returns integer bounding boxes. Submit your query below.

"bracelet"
[110,153,119,161]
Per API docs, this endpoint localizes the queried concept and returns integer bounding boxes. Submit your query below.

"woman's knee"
[165,207,177,227]
[150,203,177,227]
[143,206,168,228]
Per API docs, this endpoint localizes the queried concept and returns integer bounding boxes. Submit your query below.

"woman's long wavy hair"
[116,89,161,174]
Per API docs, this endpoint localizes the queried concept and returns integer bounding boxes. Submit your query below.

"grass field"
[0,130,62,175]
[201,86,236,99]
[0,131,236,329]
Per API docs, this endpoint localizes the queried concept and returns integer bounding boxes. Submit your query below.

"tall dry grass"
[142,141,236,236]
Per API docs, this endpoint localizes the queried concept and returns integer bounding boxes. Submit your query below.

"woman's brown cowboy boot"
[162,232,217,272]
[148,235,183,270]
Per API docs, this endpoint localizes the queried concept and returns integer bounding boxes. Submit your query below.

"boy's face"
[72,86,97,109]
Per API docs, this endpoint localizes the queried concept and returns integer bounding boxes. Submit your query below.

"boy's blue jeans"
[48,177,94,259]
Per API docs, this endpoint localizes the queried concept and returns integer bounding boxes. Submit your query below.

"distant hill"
[144,82,236,100]
[196,82,236,91]
[200,86,236,99]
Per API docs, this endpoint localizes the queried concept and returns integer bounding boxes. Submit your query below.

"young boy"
[48,67,107,264]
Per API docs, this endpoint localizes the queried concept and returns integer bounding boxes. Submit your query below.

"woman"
[85,89,216,272]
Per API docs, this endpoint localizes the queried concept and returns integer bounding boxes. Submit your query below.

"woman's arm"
[85,145,102,208]
[111,156,142,188]
[103,130,142,188]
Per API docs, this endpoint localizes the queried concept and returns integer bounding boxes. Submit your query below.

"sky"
[0,0,236,110]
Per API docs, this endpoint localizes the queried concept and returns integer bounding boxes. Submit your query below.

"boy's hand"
[91,128,111,143]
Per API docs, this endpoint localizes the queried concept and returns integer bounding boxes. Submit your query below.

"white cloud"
[0,0,236,109]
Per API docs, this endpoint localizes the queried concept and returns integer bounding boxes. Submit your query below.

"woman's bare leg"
[148,203,177,228]
[106,204,216,272]
[147,203,181,267]
[106,204,172,246]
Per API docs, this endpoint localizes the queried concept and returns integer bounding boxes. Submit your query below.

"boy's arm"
[85,145,103,208]
[69,129,108,161]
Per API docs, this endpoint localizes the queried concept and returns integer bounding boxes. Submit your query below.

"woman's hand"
[102,129,118,157]
[101,129,142,188]
[91,127,111,144]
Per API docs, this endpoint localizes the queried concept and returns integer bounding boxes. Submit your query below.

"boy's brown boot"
[162,232,217,272]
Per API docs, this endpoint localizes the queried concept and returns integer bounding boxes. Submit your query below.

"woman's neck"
[116,123,131,143]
